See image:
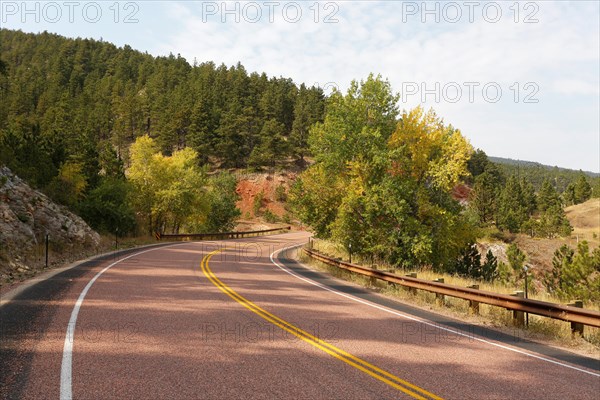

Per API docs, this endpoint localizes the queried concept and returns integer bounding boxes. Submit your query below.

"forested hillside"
[0,29,325,235]
[490,156,600,193]
[0,29,325,190]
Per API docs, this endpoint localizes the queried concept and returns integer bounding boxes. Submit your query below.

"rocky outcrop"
[0,166,100,283]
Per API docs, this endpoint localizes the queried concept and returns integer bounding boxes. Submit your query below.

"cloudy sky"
[3,1,599,172]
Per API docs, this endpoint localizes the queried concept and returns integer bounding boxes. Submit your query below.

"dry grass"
[565,198,600,247]
[512,198,600,287]
[303,239,600,355]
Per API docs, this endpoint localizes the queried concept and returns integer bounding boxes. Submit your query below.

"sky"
[1,0,599,172]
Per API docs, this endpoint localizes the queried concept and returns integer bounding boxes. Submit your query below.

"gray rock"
[0,166,100,270]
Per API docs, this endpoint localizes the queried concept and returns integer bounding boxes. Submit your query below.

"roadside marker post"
[45,234,49,268]
[433,278,445,305]
[524,266,530,327]
[348,243,352,264]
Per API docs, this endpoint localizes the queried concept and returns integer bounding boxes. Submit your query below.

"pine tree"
[538,178,561,212]
[520,178,537,216]
[467,149,490,180]
[453,244,482,278]
[481,250,498,281]
[563,183,576,205]
[543,244,573,295]
[538,204,572,238]
[506,243,526,272]
[470,169,500,223]
[573,174,592,204]
[545,242,598,302]
[0,58,7,75]
[290,84,324,164]
[216,104,251,167]
[248,119,287,169]
[497,175,527,232]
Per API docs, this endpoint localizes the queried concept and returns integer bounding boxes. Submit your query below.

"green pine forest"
[1,29,599,300]
[0,29,324,235]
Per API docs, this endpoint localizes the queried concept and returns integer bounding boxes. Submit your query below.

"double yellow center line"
[201,249,442,399]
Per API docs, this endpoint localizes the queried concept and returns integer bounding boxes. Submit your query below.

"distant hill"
[489,156,600,192]
[490,157,599,177]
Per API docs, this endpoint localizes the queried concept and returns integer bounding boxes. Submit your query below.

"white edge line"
[59,243,186,400]
[270,243,600,378]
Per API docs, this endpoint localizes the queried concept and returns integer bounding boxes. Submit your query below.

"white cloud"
[552,79,599,96]
[152,1,600,172]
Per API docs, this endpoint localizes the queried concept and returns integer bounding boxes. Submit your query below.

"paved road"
[1,232,598,399]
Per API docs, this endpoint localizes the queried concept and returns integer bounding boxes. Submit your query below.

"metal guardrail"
[156,226,291,241]
[303,248,600,329]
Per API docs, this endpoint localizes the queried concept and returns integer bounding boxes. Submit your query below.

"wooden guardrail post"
[433,278,445,305]
[405,273,417,295]
[369,276,377,287]
[511,291,525,327]
[467,284,480,314]
[368,265,378,287]
[366,265,377,287]
[568,300,584,336]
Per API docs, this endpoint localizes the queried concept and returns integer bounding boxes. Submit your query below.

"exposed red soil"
[452,183,471,204]
[236,172,297,218]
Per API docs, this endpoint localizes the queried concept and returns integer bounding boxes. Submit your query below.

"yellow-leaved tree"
[127,135,208,234]
[127,135,160,234]
[45,160,88,208]
[388,106,473,191]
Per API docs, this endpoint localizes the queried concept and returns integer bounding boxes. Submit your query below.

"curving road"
[1,231,598,399]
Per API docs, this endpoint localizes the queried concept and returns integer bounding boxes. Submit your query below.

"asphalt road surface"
[1,231,599,399]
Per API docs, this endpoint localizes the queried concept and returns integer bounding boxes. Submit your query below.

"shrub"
[253,191,264,216]
[275,184,287,202]
[80,178,136,235]
[263,209,279,223]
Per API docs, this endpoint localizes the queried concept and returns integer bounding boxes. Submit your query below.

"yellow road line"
[201,249,442,400]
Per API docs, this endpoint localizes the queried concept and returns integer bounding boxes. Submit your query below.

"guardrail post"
[467,284,480,314]
[568,300,584,336]
[433,278,445,305]
[405,273,417,295]
[369,276,377,287]
[511,291,525,327]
